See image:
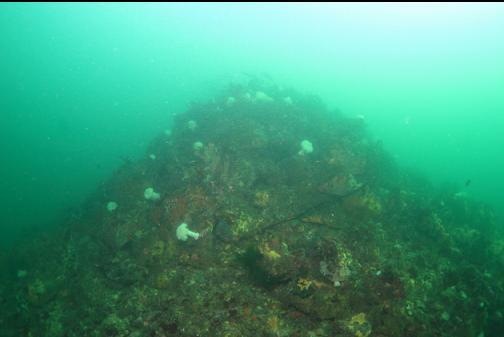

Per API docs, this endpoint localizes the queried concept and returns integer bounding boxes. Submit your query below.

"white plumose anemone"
[107,201,118,212]
[298,140,314,156]
[176,223,200,241]
[144,187,160,201]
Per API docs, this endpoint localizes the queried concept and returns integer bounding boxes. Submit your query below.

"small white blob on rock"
[254,91,274,103]
[144,187,160,201]
[298,140,314,156]
[226,96,236,107]
[149,154,156,160]
[107,201,118,212]
[164,129,172,136]
[193,141,204,151]
[187,120,197,131]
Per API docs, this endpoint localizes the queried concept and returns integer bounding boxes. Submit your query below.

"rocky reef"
[1,79,503,337]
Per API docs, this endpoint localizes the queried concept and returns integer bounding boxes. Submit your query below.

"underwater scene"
[1,3,504,337]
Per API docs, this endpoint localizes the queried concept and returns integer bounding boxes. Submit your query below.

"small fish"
[465,179,471,187]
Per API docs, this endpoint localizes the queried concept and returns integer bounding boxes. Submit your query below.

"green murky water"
[1,3,503,336]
